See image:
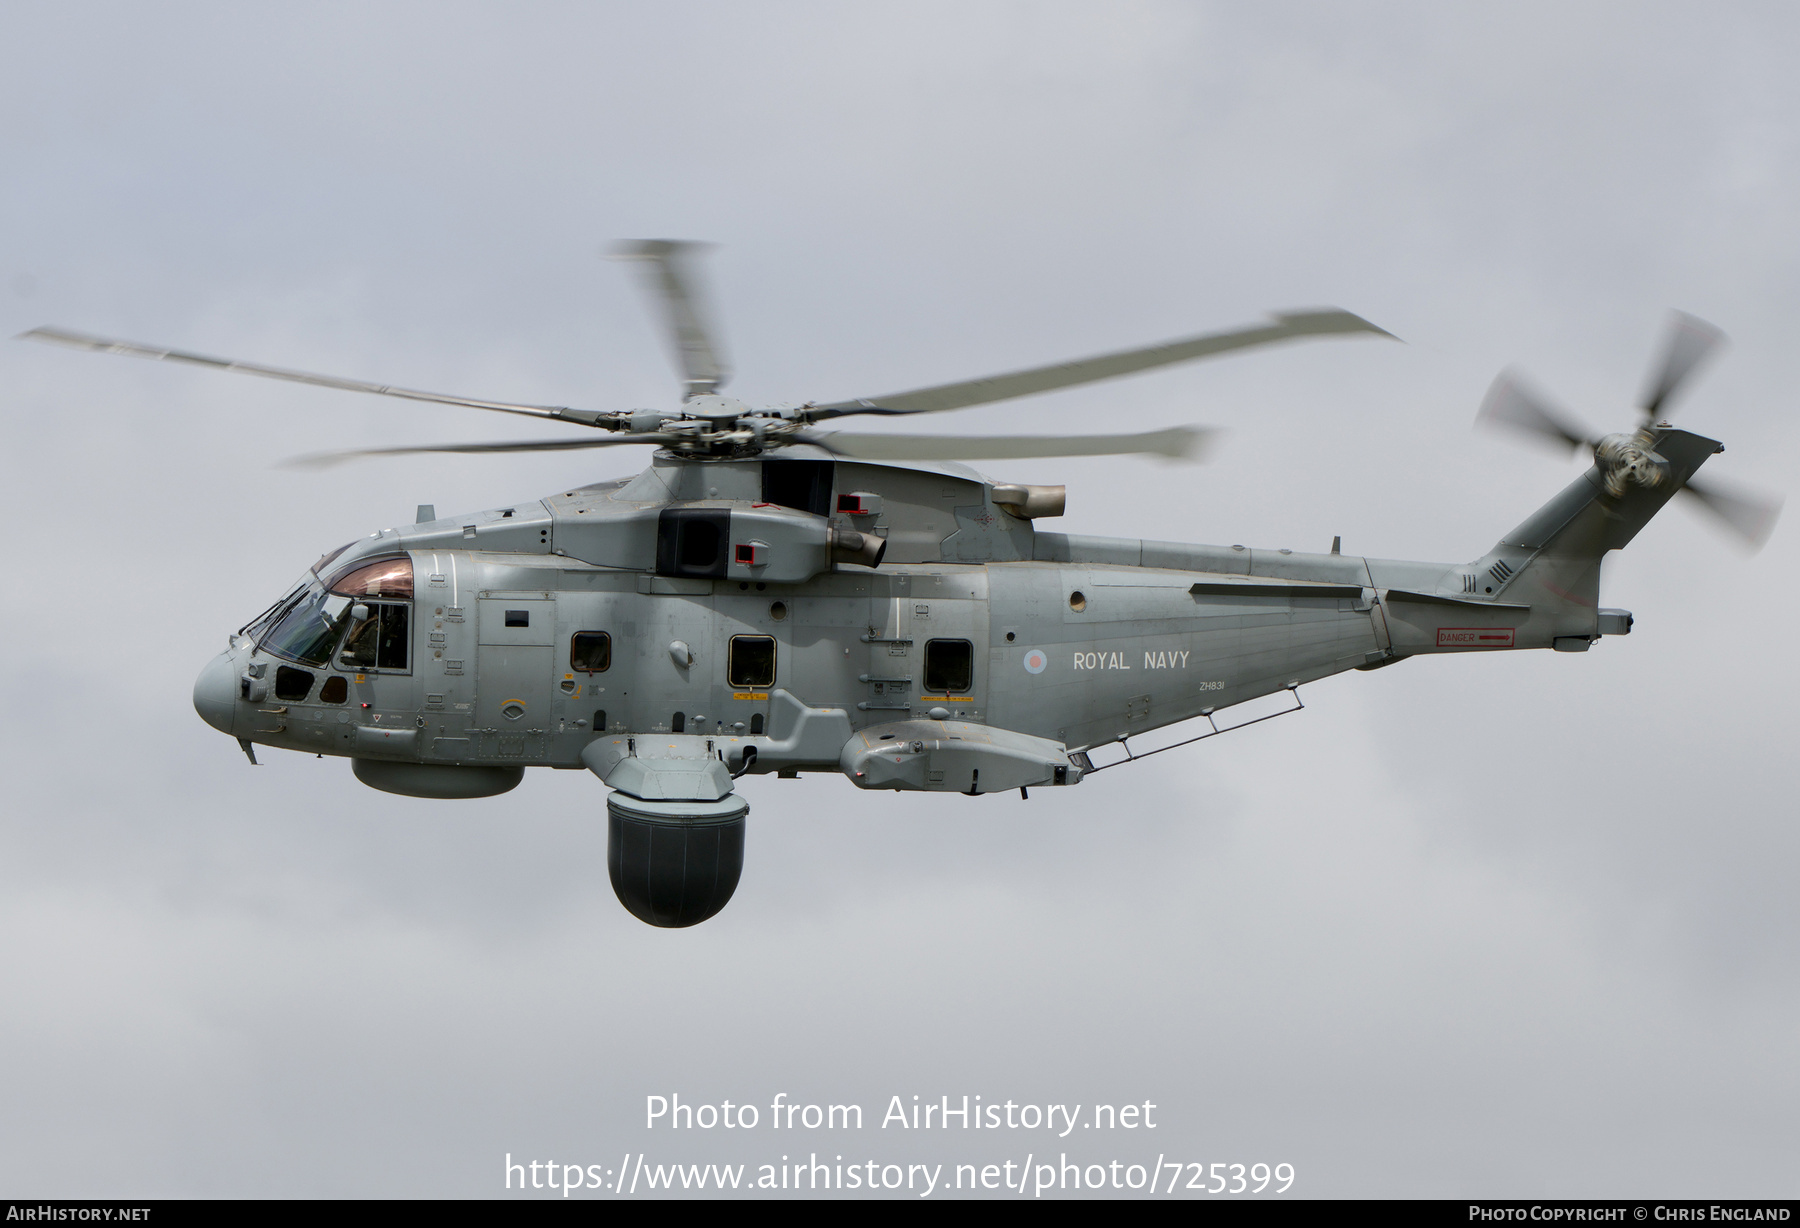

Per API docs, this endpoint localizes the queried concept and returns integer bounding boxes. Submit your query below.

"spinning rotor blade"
[612,240,730,400]
[1640,311,1726,422]
[284,433,671,469]
[806,309,1392,420]
[1475,369,1594,453]
[1680,476,1782,550]
[18,327,604,425]
[801,425,1214,463]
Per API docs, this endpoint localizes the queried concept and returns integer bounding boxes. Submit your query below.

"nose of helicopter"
[193,651,238,736]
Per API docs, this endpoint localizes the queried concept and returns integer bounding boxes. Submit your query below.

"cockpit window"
[250,578,356,667]
[325,555,412,598]
[338,603,409,671]
[273,666,315,702]
[246,553,413,668]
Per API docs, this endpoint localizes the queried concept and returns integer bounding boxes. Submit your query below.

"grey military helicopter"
[22,243,1780,927]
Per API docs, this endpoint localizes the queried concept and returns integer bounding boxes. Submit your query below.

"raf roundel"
[1022,649,1048,675]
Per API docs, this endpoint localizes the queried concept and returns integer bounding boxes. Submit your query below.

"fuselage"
[194,445,1649,787]
[197,550,1387,771]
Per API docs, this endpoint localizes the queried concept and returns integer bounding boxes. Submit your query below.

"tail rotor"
[1476,311,1780,549]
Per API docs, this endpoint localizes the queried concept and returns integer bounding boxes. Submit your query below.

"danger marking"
[1438,627,1515,647]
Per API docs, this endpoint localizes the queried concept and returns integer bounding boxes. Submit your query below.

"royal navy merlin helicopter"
[22,243,1781,928]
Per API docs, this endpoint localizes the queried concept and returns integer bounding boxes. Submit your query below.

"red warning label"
[1438,627,1515,647]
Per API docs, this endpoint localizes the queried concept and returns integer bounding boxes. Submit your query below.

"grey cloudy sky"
[1,1,1796,1199]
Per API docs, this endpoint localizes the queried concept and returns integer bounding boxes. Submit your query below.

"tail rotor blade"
[612,240,730,400]
[799,425,1215,463]
[1680,475,1782,550]
[1476,369,1593,453]
[1640,311,1726,421]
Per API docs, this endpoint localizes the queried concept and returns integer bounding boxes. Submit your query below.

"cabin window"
[319,675,347,704]
[728,635,776,688]
[923,639,973,693]
[571,631,612,673]
[273,666,314,702]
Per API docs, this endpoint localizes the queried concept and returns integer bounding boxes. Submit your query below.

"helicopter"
[21,242,1781,928]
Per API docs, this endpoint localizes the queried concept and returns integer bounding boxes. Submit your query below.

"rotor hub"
[1595,430,1670,499]
[682,394,752,424]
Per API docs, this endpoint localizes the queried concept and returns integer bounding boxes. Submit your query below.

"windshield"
[248,576,357,667]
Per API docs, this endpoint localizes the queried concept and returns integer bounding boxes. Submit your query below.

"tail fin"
[1469,426,1721,628]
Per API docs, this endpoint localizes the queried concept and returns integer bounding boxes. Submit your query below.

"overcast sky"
[2,1,1796,1199]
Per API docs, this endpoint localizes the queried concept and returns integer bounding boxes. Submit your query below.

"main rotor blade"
[800,425,1215,463]
[1640,311,1726,421]
[1475,369,1593,453]
[806,309,1393,421]
[284,433,671,469]
[612,240,730,400]
[19,327,605,426]
[1680,475,1781,549]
